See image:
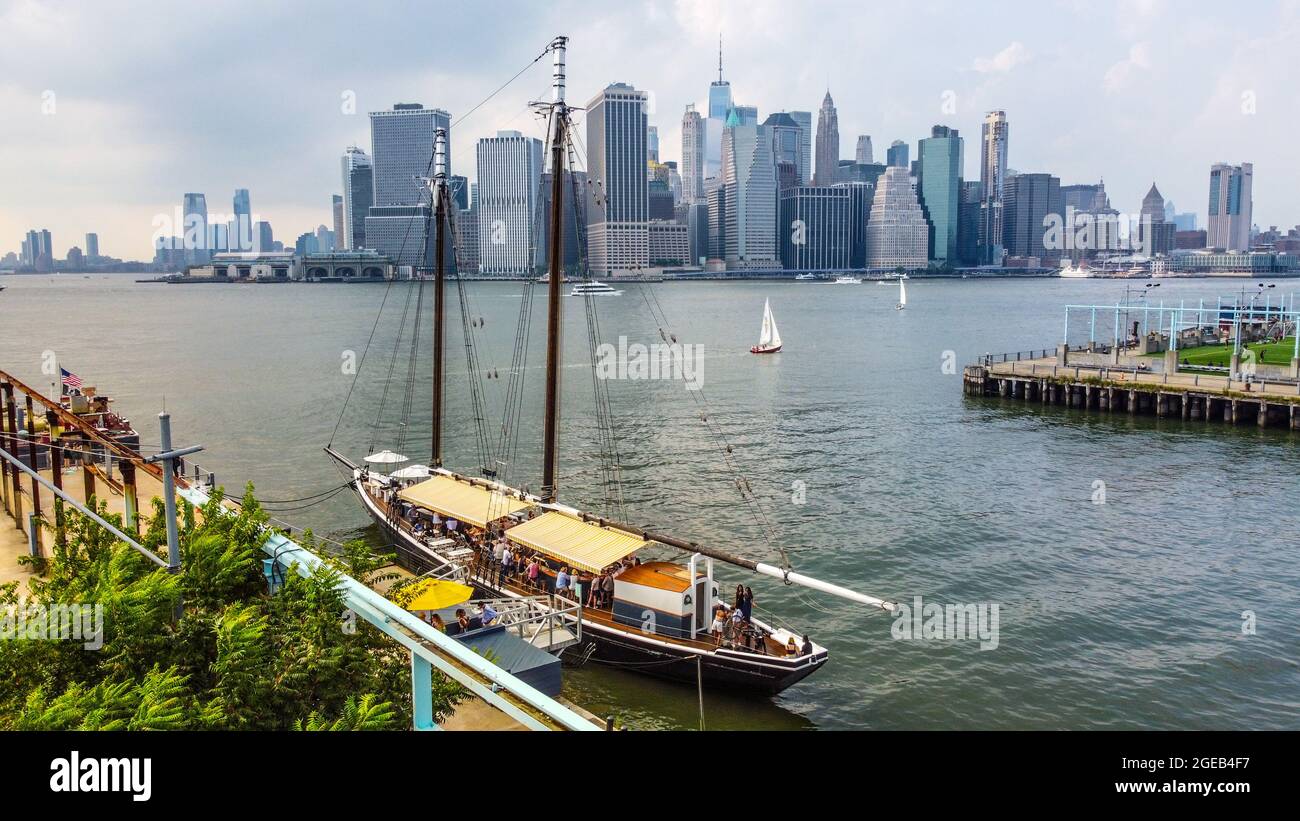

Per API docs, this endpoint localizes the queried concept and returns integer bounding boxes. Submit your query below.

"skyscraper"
[721,122,777,267]
[332,195,345,249]
[369,103,450,207]
[182,193,209,260]
[763,112,804,190]
[340,146,373,250]
[232,188,252,251]
[813,91,839,186]
[84,233,99,258]
[865,166,929,269]
[647,126,659,164]
[681,105,705,203]
[586,82,649,274]
[978,110,1009,264]
[705,36,734,181]
[957,181,982,266]
[1139,183,1175,256]
[476,130,543,276]
[1207,162,1252,251]
[780,186,851,271]
[917,126,963,264]
[886,140,909,169]
[855,135,874,165]
[1002,172,1062,259]
[790,111,812,185]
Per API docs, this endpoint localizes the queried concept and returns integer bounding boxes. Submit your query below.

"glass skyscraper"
[586,83,649,273]
[1207,162,1252,251]
[917,126,963,264]
[780,186,851,271]
[979,110,1009,264]
[369,103,450,207]
[340,146,373,250]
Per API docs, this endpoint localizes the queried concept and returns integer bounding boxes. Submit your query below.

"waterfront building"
[1002,172,1062,261]
[836,181,874,269]
[855,135,874,165]
[299,249,397,280]
[813,91,840,186]
[476,130,543,276]
[706,176,726,262]
[535,169,586,274]
[364,205,434,269]
[705,39,733,181]
[764,112,804,190]
[721,122,778,268]
[340,145,373,250]
[1175,229,1207,249]
[887,140,909,169]
[253,221,274,253]
[865,166,929,269]
[686,200,709,264]
[681,105,705,202]
[1207,162,1252,251]
[232,188,252,251]
[790,111,812,185]
[916,125,963,264]
[978,110,1009,265]
[182,193,209,260]
[648,220,690,265]
[585,83,649,274]
[369,103,450,207]
[779,186,851,271]
[84,233,99,258]
[1139,182,1176,256]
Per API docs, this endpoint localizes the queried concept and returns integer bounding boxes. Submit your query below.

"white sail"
[898,278,907,308]
[757,298,781,348]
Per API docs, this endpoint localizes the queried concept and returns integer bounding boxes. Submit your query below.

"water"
[2,273,1298,729]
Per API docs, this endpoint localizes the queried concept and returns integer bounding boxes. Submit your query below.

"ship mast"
[431,127,448,467]
[540,36,568,502]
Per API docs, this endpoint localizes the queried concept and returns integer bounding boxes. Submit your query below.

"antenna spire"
[718,33,723,83]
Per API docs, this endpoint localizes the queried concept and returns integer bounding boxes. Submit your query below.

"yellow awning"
[505,511,649,574]
[396,475,533,528]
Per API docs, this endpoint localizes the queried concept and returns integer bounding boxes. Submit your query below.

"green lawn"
[1145,337,1297,367]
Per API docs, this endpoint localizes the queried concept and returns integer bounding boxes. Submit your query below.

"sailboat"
[895,277,907,310]
[327,36,894,695]
[749,298,782,354]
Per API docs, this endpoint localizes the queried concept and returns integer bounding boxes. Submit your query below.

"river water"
[2,273,1297,729]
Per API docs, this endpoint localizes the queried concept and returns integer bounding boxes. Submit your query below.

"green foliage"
[0,483,465,730]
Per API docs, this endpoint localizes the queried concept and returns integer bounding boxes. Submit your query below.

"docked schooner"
[327,36,895,694]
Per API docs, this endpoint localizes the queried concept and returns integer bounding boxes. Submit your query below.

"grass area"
[1144,337,1297,367]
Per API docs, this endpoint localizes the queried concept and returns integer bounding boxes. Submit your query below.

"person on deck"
[456,609,471,632]
[527,556,541,590]
[801,635,814,656]
[555,566,571,598]
[430,613,446,633]
[741,587,754,621]
[711,606,726,647]
[444,517,459,534]
[601,570,615,608]
[785,635,798,656]
[478,602,498,626]
[587,571,604,608]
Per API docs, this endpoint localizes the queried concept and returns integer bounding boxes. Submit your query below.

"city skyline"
[3,0,1299,259]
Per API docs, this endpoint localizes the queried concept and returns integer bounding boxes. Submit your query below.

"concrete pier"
[964,356,1300,431]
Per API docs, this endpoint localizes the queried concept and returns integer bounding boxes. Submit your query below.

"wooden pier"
[964,353,1300,429]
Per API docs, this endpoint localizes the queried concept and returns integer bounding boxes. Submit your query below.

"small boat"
[750,298,782,354]
[1059,262,1092,279]
[895,277,907,310]
[570,280,622,296]
[794,273,816,281]
[832,275,862,284]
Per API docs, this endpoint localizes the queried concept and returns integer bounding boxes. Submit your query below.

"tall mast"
[541,35,568,502]
[431,127,448,467]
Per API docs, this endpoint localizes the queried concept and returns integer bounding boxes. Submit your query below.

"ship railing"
[469,595,583,652]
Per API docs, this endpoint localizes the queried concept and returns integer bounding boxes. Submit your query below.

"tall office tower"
[369,103,450,207]
[865,166,929,269]
[790,111,812,185]
[1139,183,1175,256]
[475,130,543,276]
[681,105,705,203]
[855,135,874,165]
[1061,181,1109,213]
[231,188,252,251]
[705,36,734,181]
[886,140,909,169]
[254,221,274,253]
[182,193,208,254]
[957,181,983,265]
[779,186,851,271]
[916,126,963,264]
[535,169,586,273]
[732,105,759,126]
[686,200,709,264]
[586,83,649,274]
[1002,172,1062,259]
[665,161,683,204]
[84,233,99,258]
[978,110,1009,264]
[450,175,469,211]
[1207,162,1253,251]
[340,145,373,250]
[331,195,345,248]
[720,123,777,268]
[315,224,335,252]
[647,126,659,164]
[706,177,727,261]
[833,181,874,269]
[813,91,840,186]
[764,112,804,191]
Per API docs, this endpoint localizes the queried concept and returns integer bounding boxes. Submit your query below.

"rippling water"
[3,273,1297,729]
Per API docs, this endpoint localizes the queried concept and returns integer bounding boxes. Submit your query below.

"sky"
[3,0,1299,261]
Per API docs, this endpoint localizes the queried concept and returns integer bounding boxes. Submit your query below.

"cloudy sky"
[3,0,1297,260]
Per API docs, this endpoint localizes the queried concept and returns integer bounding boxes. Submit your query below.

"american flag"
[60,368,83,390]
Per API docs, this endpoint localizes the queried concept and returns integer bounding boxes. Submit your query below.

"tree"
[0,485,464,730]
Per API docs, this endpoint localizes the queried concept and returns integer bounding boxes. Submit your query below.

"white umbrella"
[389,464,431,479]
[364,450,409,465]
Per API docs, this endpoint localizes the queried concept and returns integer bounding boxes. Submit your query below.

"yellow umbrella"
[397,578,475,612]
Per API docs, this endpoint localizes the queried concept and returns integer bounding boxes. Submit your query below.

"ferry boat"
[328,36,895,695]
[1059,262,1093,278]
[570,280,621,296]
[793,273,816,281]
[832,275,862,284]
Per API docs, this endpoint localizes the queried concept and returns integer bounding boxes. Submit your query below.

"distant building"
[957,181,982,266]
[585,83,649,274]
[866,166,929,269]
[182,193,209,261]
[1207,162,1252,251]
[476,130,543,276]
[855,135,873,165]
[536,169,586,274]
[232,189,252,251]
[648,220,689,265]
[331,195,344,249]
[790,111,812,187]
[916,126,963,264]
[779,186,851,271]
[1175,229,1207,250]
[721,123,778,268]
[886,140,909,169]
[340,146,373,250]
[66,246,84,269]
[681,105,705,203]
[978,110,1009,265]
[254,221,274,253]
[84,233,99,258]
[300,249,397,280]
[1139,183,1175,256]
[1002,172,1062,260]
[835,181,874,269]
[364,205,433,269]
[813,91,840,187]
[369,103,450,207]
[764,112,805,190]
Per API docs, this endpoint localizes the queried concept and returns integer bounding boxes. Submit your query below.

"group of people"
[422,601,498,634]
